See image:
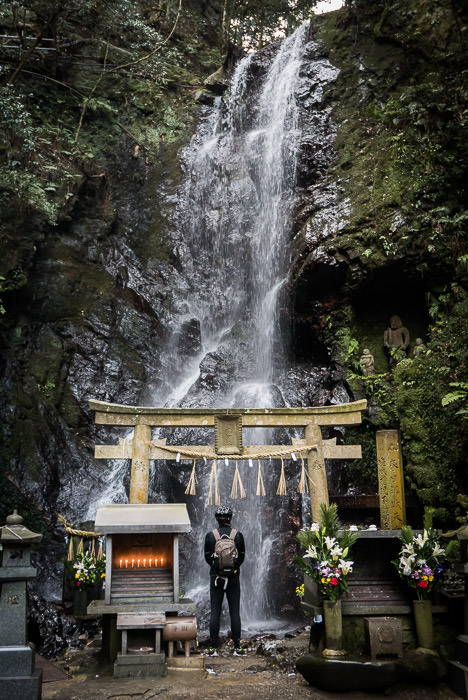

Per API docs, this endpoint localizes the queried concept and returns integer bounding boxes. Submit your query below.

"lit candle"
[120,559,123,568]
[149,557,152,568]
[125,559,128,569]
[132,558,135,568]
[160,557,164,567]
[143,558,146,568]
[137,558,141,568]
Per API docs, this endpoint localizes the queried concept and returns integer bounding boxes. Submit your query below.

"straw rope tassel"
[97,538,103,561]
[185,459,197,495]
[276,458,287,496]
[297,456,308,494]
[67,537,74,561]
[208,460,220,506]
[77,537,84,555]
[231,461,246,499]
[90,538,96,559]
[256,459,266,496]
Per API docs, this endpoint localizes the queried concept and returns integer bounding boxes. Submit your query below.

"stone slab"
[114,652,167,679]
[456,635,468,668]
[0,583,27,646]
[167,656,204,670]
[0,567,37,582]
[87,599,196,615]
[117,612,166,629]
[364,617,403,658]
[0,645,33,676]
[0,669,42,700]
[448,659,468,699]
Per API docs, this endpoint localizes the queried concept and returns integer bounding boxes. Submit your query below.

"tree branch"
[106,0,183,74]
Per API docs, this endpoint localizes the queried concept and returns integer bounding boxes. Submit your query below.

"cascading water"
[93,22,342,631]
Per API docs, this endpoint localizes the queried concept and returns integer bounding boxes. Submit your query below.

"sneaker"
[206,647,218,657]
[233,646,247,656]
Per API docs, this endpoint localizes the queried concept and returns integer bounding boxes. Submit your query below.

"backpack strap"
[213,528,220,541]
[229,528,237,540]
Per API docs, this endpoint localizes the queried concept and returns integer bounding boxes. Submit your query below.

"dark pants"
[209,574,241,648]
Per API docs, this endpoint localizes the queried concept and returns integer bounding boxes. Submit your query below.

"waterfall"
[144,21,340,631]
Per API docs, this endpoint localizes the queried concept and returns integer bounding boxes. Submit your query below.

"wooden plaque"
[214,415,243,455]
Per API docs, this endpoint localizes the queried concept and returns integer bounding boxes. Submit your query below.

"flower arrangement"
[73,552,98,589]
[392,509,456,600]
[295,503,358,601]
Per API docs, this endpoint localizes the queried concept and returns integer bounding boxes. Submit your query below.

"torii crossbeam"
[89,399,367,522]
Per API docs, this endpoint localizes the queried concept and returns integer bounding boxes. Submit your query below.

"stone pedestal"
[0,511,43,700]
[449,635,468,698]
[114,652,167,678]
[364,617,403,658]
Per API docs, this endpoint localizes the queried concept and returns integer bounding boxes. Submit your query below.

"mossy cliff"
[292,0,467,522]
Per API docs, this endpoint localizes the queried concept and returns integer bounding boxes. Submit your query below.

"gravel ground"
[40,629,462,700]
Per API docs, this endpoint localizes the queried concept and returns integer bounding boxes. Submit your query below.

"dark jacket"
[204,524,245,577]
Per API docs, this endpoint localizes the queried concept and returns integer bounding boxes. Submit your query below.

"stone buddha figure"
[384,315,410,365]
[412,337,426,357]
[359,348,375,376]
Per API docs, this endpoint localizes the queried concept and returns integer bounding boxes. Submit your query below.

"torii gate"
[89,399,367,522]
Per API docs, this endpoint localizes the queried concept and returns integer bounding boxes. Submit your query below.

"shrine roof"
[94,503,191,534]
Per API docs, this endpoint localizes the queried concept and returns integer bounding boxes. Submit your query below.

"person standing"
[204,505,246,656]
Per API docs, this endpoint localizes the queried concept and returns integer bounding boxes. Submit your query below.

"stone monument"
[359,348,375,376]
[412,338,426,357]
[383,315,410,366]
[0,510,43,699]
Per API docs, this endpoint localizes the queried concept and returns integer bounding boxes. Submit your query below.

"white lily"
[339,559,353,575]
[310,522,320,532]
[432,543,445,557]
[324,536,336,550]
[414,533,428,548]
[330,544,343,557]
[402,543,415,555]
[304,545,318,559]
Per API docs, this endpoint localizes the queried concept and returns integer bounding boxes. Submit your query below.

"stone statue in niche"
[412,338,426,357]
[384,315,410,366]
[359,348,375,376]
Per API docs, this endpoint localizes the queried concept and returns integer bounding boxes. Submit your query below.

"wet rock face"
[0,142,185,595]
[3,21,347,617]
[28,592,101,658]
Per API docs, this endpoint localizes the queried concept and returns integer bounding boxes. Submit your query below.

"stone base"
[448,660,468,699]
[0,645,34,676]
[113,652,167,679]
[448,634,468,699]
[167,656,204,671]
[0,669,42,700]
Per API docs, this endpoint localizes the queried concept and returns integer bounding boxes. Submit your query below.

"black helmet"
[215,505,233,522]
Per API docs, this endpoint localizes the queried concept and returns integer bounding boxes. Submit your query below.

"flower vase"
[322,599,347,657]
[413,599,436,653]
[73,587,88,616]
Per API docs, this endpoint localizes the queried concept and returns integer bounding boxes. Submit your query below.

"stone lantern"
[0,509,43,699]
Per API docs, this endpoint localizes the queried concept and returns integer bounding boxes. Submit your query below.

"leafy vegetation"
[311,0,468,524]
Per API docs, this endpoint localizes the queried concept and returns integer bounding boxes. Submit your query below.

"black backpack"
[213,528,238,575]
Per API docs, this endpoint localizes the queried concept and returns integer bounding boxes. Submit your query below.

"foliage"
[331,326,361,373]
[295,503,358,601]
[392,508,458,600]
[224,0,315,50]
[442,382,468,419]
